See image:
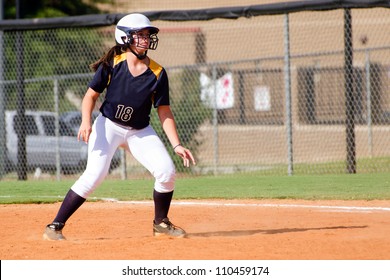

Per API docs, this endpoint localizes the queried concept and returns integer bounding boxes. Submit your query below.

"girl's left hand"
[174,145,196,167]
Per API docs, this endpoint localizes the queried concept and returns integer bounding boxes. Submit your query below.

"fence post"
[15,2,27,180]
[0,33,5,179]
[16,30,27,180]
[54,78,61,181]
[212,65,219,175]
[344,8,356,174]
[120,149,127,180]
[284,13,293,176]
[238,71,245,125]
[364,49,372,158]
[0,1,5,179]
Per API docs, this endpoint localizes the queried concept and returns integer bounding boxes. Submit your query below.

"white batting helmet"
[115,13,159,50]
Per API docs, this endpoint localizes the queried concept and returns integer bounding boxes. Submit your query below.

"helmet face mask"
[148,33,159,50]
[115,14,159,50]
[116,26,159,50]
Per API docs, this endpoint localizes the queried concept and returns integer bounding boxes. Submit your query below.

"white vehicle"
[5,110,89,174]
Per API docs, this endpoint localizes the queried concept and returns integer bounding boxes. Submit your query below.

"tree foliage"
[151,68,212,173]
[2,0,109,111]
[3,0,110,19]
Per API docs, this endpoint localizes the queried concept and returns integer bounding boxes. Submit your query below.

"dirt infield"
[1,199,390,260]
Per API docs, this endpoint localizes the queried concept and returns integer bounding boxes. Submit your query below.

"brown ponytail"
[89,45,127,72]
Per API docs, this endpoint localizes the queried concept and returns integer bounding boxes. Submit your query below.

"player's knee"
[71,169,106,198]
[153,168,176,193]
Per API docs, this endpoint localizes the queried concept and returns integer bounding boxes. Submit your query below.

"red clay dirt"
[1,199,390,260]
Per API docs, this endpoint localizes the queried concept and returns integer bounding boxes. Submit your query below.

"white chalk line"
[2,195,390,213]
[115,200,390,213]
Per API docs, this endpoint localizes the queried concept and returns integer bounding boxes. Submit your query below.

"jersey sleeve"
[88,64,111,93]
[153,68,170,108]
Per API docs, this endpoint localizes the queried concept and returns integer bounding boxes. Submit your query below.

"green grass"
[1,172,390,204]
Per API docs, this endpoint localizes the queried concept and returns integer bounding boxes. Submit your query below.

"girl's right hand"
[77,122,92,143]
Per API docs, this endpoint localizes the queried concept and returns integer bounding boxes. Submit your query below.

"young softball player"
[43,13,195,240]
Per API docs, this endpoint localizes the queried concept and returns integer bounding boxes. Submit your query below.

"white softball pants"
[71,114,176,198]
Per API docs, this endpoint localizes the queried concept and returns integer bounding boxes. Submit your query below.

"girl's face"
[132,29,151,50]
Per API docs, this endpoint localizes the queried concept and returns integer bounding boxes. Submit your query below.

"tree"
[150,67,212,173]
[2,0,110,112]
[3,0,110,19]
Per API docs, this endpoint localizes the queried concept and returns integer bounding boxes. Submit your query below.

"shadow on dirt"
[186,225,368,238]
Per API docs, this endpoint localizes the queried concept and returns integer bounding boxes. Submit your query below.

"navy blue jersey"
[88,53,170,129]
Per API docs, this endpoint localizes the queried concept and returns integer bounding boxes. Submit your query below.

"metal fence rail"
[0,1,389,180]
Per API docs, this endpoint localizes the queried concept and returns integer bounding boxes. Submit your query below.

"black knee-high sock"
[53,189,86,224]
[153,190,173,225]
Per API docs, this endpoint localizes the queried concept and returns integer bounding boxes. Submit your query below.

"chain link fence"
[0,1,389,180]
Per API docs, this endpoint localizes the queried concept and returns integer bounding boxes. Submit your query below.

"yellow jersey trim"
[110,54,162,84]
[149,59,163,79]
[114,52,127,67]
